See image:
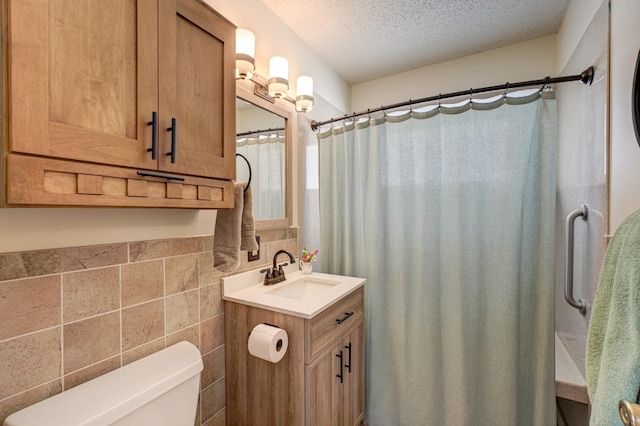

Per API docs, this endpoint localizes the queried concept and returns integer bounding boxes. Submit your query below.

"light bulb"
[268,56,289,98]
[296,76,314,112]
[235,29,255,79]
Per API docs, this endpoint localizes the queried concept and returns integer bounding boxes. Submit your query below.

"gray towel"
[214,182,257,273]
[240,185,259,251]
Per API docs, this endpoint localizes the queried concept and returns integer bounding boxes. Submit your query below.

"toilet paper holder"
[247,323,289,363]
[247,322,279,336]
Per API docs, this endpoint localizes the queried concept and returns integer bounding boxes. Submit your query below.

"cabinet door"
[342,321,365,426]
[307,344,341,426]
[158,0,235,179]
[9,0,158,170]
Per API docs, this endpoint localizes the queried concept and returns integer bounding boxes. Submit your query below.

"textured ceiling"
[260,0,570,84]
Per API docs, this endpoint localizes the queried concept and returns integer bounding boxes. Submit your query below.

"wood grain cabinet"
[2,0,236,208]
[226,287,366,426]
[307,319,365,426]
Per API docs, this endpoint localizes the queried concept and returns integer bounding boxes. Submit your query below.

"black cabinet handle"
[336,311,354,325]
[147,111,158,160]
[336,350,344,384]
[136,171,185,181]
[166,117,177,163]
[344,343,352,373]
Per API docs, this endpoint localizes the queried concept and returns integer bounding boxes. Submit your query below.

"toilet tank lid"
[4,341,203,426]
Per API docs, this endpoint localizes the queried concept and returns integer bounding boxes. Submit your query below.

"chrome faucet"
[261,249,295,285]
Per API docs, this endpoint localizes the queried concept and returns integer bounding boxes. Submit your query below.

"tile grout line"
[119,264,123,368]
[163,258,167,350]
[59,274,65,391]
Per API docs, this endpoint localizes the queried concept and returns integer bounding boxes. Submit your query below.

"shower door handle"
[564,204,588,315]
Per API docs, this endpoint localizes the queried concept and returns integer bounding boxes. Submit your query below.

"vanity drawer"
[306,287,364,363]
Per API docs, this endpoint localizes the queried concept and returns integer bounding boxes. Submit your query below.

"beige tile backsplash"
[63,267,120,323]
[121,259,164,307]
[0,275,61,341]
[0,227,298,425]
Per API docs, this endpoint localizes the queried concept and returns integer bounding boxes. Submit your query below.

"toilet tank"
[4,341,203,426]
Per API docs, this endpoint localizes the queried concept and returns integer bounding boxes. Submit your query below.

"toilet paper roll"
[248,323,289,363]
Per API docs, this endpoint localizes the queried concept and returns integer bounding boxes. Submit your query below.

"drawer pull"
[336,351,344,383]
[336,311,354,325]
[137,171,185,181]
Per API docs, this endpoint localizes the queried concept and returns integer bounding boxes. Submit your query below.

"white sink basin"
[221,266,366,318]
[266,277,341,301]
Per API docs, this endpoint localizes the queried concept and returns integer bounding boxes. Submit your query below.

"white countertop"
[222,264,366,319]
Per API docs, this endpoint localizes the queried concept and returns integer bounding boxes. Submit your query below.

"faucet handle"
[260,268,273,279]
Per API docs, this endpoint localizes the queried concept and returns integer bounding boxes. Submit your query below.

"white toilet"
[4,341,203,426]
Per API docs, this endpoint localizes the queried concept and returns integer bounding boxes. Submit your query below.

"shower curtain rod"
[236,126,286,138]
[310,66,594,131]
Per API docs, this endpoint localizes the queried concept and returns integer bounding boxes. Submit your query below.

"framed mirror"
[633,49,640,146]
[236,85,294,229]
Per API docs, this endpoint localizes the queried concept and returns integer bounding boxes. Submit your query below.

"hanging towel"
[586,208,640,425]
[240,185,259,251]
[214,182,257,273]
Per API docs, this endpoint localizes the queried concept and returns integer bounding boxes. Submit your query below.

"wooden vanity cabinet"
[225,287,366,426]
[2,0,235,208]
[307,317,365,426]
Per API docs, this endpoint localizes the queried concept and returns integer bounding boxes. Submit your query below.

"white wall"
[557,0,606,73]
[609,0,640,231]
[0,208,216,252]
[558,0,640,233]
[203,0,350,113]
[351,35,557,112]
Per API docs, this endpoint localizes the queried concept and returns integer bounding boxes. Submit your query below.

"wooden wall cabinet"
[2,0,236,208]
[226,287,366,426]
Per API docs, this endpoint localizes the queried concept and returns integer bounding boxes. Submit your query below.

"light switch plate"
[248,236,260,262]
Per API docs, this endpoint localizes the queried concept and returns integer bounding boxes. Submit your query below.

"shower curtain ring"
[382,107,387,119]
[503,82,510,99]
[469,88,473,104]
[438,93,442,110]
[541,76,551,92]
[409,99,413,113]
[367,109,372,121]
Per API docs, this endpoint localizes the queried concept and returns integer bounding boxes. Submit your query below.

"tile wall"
[0,227,298,425]
[554,2,608,424]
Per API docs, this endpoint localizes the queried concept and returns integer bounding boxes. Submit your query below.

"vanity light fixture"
[295,76,314,112]
[235,28,314,113]
[268,56,289,98]
[235,28,256,79]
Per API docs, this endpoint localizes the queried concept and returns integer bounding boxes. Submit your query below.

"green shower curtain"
[318,91,557,425]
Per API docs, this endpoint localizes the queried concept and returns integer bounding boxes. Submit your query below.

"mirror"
[236,85,293,228]
[633,49,640,146]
